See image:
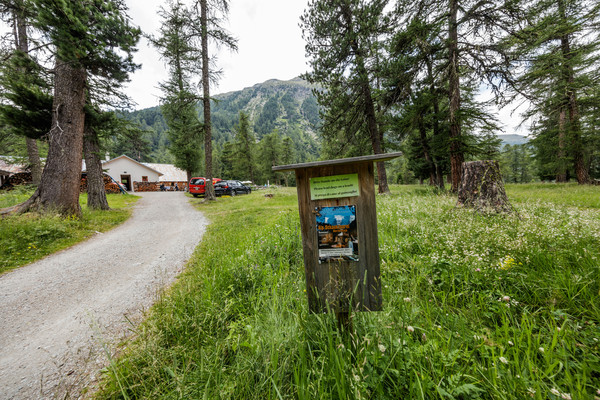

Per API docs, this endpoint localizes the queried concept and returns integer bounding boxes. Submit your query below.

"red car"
[189,177,221,197]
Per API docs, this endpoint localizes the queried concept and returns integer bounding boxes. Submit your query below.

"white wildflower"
[499,356,508,364]
[403,297,411,303]
[539,347,544,353]
[407,326,415,333]
[378,344,386,353]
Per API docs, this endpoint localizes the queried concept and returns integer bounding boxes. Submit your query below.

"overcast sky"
[123,0,310,110]
[0,0,526,135]
[123,0,527,135]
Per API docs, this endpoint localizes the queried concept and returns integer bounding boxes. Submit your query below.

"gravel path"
[0,192,208,399]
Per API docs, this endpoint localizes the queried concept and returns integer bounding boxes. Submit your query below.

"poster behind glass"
[315,205,358,263]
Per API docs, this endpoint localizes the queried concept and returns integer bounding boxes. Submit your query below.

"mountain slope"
[124,78,321,163]
[498,134,529,146]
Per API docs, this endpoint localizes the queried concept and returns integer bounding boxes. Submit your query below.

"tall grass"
[97,185,600,399]
[0,188,138,274]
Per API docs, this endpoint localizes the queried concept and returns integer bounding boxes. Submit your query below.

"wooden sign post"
[273,152,402,327]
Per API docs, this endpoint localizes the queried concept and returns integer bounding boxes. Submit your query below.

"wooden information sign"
[273,152,402,315]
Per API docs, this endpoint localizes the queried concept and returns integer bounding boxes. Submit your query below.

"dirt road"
[0,192,208,399]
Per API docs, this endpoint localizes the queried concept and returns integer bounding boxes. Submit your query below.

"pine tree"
[301,0,392,193]
[194,0,237,199]
[13,0,140,216]
[258,132,282,185]
[507,0,600,184]
[232,112,255,182]
[151,0,203,185]
[0,0,49,185]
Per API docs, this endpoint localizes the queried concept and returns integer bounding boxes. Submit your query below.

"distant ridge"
[498,134,529,146]
[124,77,321,163]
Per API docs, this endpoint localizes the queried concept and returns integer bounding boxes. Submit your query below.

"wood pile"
[80,174,123,194]
[105,182,122,194]
[134,181,159,192]
[0,172,32,190]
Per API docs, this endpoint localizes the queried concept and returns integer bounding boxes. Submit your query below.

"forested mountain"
[498,134,529,146]
[120,77,321,165]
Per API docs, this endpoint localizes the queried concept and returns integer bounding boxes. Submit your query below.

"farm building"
[0,157,27,187]
[101,155,163,191]
[100,155,188,192]
[143,163,188,191]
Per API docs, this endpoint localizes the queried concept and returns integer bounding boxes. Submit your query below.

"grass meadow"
[0,186,138,274]
[94,184,600,399]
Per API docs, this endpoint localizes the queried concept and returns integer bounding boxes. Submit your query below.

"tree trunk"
[418,114,435,185]
[558,0,590,184]
[201,0,215,200]
[556,106,568,182]
[457,160,512,213]
[429,63,444,190]
[20,60,87,216]
[340,3,389,194]
[83,123,109,210]
[14,2,42,186]
[25,137,42,186]
[448,0,464,192]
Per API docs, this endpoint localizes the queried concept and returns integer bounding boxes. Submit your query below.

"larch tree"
[194,0,237,200]
[233,111,255,182]
[301,0,392,194]
[0,0,47,185]
[388,0,521,191]
[0,51,52,178]
[11,0,41,185]
[151,0,203,185]
[13,0,139,216]
[507,0,600,184]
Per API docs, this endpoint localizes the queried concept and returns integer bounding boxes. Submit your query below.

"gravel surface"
[0,192,208,399]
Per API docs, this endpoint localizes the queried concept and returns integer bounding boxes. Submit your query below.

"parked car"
[214,180,252,196]
[189,177,221,197]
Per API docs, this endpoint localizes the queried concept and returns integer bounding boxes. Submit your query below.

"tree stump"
[457,160,512,213]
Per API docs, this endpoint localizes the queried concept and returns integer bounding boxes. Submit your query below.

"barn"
[143,163,188,191]
[0,157,27,187]
[100,155,188,192]
[101,155,163,191]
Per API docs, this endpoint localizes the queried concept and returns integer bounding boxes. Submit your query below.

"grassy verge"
[97,185,600,399]
[506,182,600,209]
[0,188,139,274]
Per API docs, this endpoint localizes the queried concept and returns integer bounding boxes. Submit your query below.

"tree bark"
[556,106,568,182]
[25,138,42,186]
[20,60,87,216]
[200,0,215,200]
[417,112,435,185]
[83,123,109,210]
[427,56,445,190]
[558,0,590,184]
[457,160,512,213]
[448,0,464,192]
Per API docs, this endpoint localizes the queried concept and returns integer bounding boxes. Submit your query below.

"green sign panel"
[310,174,360,200]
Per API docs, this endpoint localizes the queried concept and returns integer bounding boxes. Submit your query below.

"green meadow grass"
[0,188,138,274]
[97,184,600,399]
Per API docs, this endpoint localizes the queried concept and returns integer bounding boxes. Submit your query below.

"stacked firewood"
[80,174,123,194]
[0,172,32,190]
[105,182,122,194]
[133,181,159,192]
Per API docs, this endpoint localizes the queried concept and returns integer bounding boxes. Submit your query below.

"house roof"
[143,163,188,182]
[102,155,163,176]
[0,157,26,175]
